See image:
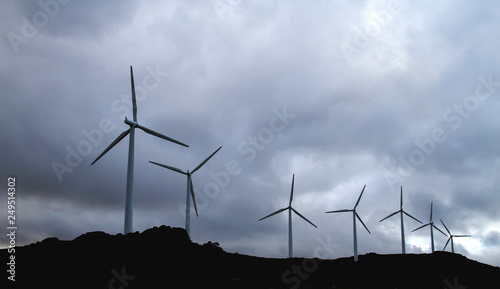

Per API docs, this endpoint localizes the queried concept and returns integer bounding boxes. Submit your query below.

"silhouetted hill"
[2,225,498,288]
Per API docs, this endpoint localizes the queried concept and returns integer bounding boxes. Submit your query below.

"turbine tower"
[149,146,222,236]
[440,219,471,253]
[92,66,189,234]
[411,202,447,252]
[379,186,422,254]
[325,184,371,262]
[259,174,317,258]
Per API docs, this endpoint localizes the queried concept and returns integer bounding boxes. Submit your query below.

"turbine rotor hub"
[124,118,138,127]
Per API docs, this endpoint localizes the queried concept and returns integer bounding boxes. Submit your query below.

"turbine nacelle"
[91,66,190,234]
[325,184,370,262]
[378,186,422,254]
[258,174,317,258]
[411,202,447,253]
[149,146,222,235]
[441,219,471,253]
[124,117,138,127]
[259,174,317,227]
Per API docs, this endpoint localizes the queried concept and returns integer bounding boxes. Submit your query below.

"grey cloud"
[1,0,499,267]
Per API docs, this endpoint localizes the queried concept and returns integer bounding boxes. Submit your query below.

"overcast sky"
[1,0,500,267]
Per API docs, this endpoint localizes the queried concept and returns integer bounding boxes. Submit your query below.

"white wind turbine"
[440,219,471,253]
[92,66,189,234]
[259,174,318,258]
[149,146,222,236]
[411,202,447,252]
[379,186,422,254]
[325,184,371,262]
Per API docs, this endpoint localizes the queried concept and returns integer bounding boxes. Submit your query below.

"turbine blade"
[355,212,371,234]
[354,184,367,209]
[149,161,187,175]
[400,186,403,209]
[455,235,471,238]
[403,211,423,224]
[443,237,451,251]
[411,223,430,232]
[191,146,222,174]
[430,202,433,222]
[130,66,137,122]
[433,224,448,236]
[289,174,295,206]
[325,209,352,214]
[91,129,130,165]
[259,207,288,221]
[379,211,400,222]
[440,219,452,236]
[190,176,198,217]
[291,207,317,228]
[137,124,189,147]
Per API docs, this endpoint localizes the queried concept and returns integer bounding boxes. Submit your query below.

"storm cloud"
[1,0,499,266]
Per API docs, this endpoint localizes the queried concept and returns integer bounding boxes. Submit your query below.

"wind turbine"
[149,146,222,236]
[379,186,422,254]
[259,174,317,258]
[325,184,371,262]
[440,219,471,253]
[92,66,189,234]
[411,202,447,252]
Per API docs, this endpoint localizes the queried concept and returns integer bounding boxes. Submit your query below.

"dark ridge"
[2,225,498,288]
